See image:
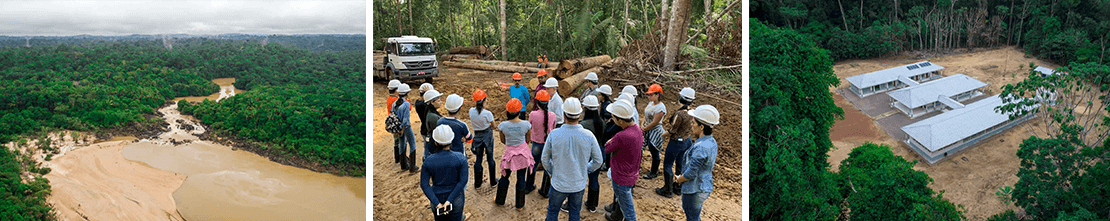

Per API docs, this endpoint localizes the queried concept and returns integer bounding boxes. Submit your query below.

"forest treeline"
[752,0,1110,64]
[0,38,364,219]
[373,0,736,62]
[0,34,366,53]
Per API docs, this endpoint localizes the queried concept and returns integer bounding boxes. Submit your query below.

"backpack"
[385,98,405,134]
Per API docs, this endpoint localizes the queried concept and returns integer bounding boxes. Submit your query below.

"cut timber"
[559,66,604,96]
[555,55,612,79]
[448,45,489,55]
[454,59,559,68]
[442,61,554,73]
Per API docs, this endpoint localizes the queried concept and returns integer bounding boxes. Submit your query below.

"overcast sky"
[0,1,365,36]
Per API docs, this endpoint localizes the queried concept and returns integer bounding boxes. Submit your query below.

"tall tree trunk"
[662,0,692,71]
[837,0,850,32]
[500,0,507,60]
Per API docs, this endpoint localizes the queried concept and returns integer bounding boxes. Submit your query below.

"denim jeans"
[471,129,496,185]
[400,126,416,157]
[681,192,710,221]
[526,142,544,192]
[547,190,583,221]
[663,139,692,183]
[611,183,636,221]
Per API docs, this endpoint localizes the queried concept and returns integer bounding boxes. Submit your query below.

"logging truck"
[376,36,438,82]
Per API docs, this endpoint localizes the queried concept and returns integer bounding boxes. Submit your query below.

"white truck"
[375,36,438,83]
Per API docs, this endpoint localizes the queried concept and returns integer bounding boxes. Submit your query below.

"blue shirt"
[510,84,530,113]
[681,135,717,194]
[396,98,411,129]
[541,124,604,193]
[437,117,471,154]
[420,150,468,208]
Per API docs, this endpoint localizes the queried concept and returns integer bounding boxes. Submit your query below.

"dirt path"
[372,66,742,220]
[828,47,1049,220]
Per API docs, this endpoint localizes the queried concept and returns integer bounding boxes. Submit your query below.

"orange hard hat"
[537,69,548,77]
[473,89,487,101]
[647,84,663,94]
[506,98,523,112]
[512,73,522,80]
[536,90,551,102]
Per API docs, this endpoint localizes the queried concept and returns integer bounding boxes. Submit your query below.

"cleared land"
[827,47,1055,220]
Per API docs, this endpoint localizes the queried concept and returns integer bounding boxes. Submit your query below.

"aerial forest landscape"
[0,1,366,220]
[752,0,1109,220]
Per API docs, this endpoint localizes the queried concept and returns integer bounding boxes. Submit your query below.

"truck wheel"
[424,77,434,83]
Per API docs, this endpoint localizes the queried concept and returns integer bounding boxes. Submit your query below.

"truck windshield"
[399,43,435,56]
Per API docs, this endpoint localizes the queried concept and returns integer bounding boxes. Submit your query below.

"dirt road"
[828,46,1051,220]
[372,66,742,220]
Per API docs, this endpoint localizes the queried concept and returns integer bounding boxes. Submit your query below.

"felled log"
[454,59,560,68]
[442,61,554,73]
[559,66,604,96]
[555,55,611,79]
[448,45,489,55]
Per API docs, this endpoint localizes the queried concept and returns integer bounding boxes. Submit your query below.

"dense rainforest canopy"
[0,37,364,220]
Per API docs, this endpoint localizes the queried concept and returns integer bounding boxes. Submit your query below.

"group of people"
[385,69,721,221]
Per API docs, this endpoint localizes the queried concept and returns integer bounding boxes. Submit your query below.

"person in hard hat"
[396,84,418,171]
[494,98,533,210]
[422,89,444,162]
[509,73,531,117]
[421,125,469,221]
[387,79,402,165]
[655,87,696,198]
[544,78,565,127]
[541,97,603,221]
[579,95,606,213]
[416,83,436,149]
[532,70,550,111]
[437,94,473,155]
[469,89,498,189]
[641,84,667,180]
[602,101,643,221]
[527,90,557,197]
[676,105,719,221]
[580,72,600,100]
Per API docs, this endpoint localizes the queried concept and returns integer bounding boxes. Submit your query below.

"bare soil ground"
[828,46,1055,220]
[371,65,742,220]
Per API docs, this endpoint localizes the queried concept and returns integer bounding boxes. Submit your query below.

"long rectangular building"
[901,95,1036,164]
[888,74,987,118]
[846,61,945,97]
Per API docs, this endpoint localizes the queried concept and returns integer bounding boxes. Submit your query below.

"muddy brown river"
[47,78,365,220]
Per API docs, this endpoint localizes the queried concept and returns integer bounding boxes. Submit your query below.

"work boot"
[654,176,673,198]
[494,176,510,205]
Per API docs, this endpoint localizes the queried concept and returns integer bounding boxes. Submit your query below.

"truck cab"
[379,36,438,82]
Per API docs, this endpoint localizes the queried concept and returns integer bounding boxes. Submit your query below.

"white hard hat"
[605,100,636,119]
[621,85,637,97]
[544,78,560,88]
[445,94,464,112]
[597,85,613,95]
[423,89,442,102]
[397,84,412,94]
[679,87,696,100]
[388,80,401,89]
[618,93,635,105]
[420,83,434,92]
[690,105,720,125]
[563,97,583,116]
[582,95,599,109]
[432,125,454,145]
[585,72,598,81]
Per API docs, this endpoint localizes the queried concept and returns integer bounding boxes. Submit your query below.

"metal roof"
[901,95,1028,152]
[845,61,946,88]
[887,74,987,108]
